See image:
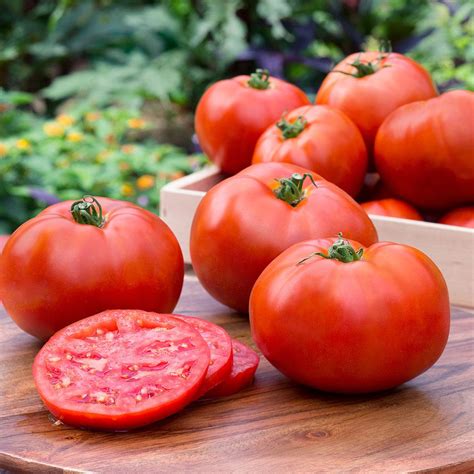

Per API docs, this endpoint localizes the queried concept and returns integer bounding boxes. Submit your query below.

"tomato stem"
[334,53,390,78]
[277,115,307,139]
[70,196,105,227]
[274,173,317,207]
[298,233,364,264]
[247,69,271,90]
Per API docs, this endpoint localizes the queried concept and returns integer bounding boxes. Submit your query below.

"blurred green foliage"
[0,0,471,232]
[1,0,471,109]
[0,95,207,232]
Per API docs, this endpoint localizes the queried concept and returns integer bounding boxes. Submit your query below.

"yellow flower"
[43,122,65,137]
[16,138,31,151]
[169,171,185,180]
[121,144,135,154]
[127,117,146,129]
[0,143,8,157]
[56,114,75,127]
[121,183,134,196]
[136,174,155,190]
[67,131,84,142]
[119,162,131,171]
[85,112,101,122]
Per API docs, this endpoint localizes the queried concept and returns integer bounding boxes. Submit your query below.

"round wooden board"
[0,277,473,473]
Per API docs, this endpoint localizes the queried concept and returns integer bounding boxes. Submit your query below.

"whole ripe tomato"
[250,235,450,393]
[361,198,423,221]
[375,90,474,210]
[195,69,310,175]
[190,163,378,313]
[252,105,367,197]
[316,52,437,158]
[439,206,474,229]
[0,197,184,340]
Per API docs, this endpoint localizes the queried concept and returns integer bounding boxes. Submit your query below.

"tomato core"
[276,115,307,139]
[273,173,318,207]
[298,233,364,264]
[247,68,271,90]
[70,195,105,227]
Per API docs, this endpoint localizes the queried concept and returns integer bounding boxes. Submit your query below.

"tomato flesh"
[33,310,210,431]
[206,340,259,397]
[175,315,233,395]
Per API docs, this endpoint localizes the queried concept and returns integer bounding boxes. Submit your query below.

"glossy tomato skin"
[206,339,259,398]
[190,163,378,313]
[361,198,423,221]
[316,52,437,156]
[0,235,8,253]
[195,75,310,175]
[33,310,210,431]
[439,206,474,229]
[375,91,474,210]
[250,238,450,393]
[0,235,8,305]
[0,198,184,340]
[252,105,367,197]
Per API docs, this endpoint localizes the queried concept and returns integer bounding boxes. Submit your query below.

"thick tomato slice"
[175,315,233,395]
[33,310,210,431]
[206,340,259,398]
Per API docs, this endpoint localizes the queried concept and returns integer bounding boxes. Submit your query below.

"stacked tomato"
[192,53,461,394]
[196,53,473,227]
[0,50,469,431]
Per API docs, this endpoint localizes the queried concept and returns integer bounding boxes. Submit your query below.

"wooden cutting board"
[0,276,473,473]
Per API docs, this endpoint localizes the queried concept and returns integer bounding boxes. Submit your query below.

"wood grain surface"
[0,276,473,473]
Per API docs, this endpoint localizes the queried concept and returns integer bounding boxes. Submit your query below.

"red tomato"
[375,91,474,210]
[195,69,310,175]
[0,197,184,340]
[316,52,437,158]
[33,310,210,431]
[0,235,8,253]
[252,105,367,197]
[250,235,450,393]
[0,235,7,305]
[357,173,394,202]
[360,198,423,221]
[206,339,259,397]
[439,206,474,229]
[190,163,378,313]
[175,315,232,395]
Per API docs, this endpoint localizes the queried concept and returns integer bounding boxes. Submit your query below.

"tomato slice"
[206,340,259,397]
[175,315,233,396]
[33,310,210,431]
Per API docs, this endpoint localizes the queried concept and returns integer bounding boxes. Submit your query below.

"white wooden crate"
[161,166,474,308]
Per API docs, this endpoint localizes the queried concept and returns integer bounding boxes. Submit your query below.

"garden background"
[0,0,472,233]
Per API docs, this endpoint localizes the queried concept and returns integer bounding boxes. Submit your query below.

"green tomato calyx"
[334,52,390,79]
[248,69,271,90]
[70,195,105,228]
[274,172,317,207]
[298,233,364,265]
[277,115,307,140]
